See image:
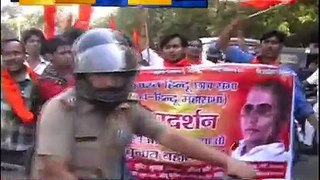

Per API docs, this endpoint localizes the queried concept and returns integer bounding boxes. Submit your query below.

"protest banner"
[127,64,294,179]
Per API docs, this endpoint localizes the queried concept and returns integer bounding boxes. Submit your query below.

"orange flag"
[74,4,92,30]
[132,29,140,52]
[108,16,117,30]
[43,5,56,39]
[240,0,296,9]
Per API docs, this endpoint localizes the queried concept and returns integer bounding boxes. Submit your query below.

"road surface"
[293,153,319,179]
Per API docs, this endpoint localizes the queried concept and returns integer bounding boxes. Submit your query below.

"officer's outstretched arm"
[158,130,256,179]
[33,98,76,179]
[132,104,256,179]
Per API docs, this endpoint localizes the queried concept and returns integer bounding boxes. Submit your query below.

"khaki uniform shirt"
[34,88,167,179]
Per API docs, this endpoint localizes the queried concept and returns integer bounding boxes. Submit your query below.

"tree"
[1,5,22,20]
[113,7,212,48]
[91,15,113,28]
[1,5,43,39]
[105,1,319,47]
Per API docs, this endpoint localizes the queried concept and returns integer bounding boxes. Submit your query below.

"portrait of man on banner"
[231,79,292,162]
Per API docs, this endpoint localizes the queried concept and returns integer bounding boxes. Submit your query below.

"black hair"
[62,27,85,44]
[159,33,188,49]
[260,30,286,44]
[21,28,45,44]
[254,79,291,122]
[1,38,25,54]
[188,39,202,48]
[43,36,71,54]
[190,39,202,45]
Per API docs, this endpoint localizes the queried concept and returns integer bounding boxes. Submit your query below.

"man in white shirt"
[232,80,291,162]
[307,68,319,115]
[141,48,164,67]
[22,28,49,75]
[302,68,319,146]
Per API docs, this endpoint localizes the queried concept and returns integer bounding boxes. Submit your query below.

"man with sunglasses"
[186,39,213,65]
[216,18,318,148]
[232,80,291,162]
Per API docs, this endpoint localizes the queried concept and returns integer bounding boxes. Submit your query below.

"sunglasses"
[241,103,273,117]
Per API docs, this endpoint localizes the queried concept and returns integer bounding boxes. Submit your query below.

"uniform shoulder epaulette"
[58,89,77,111]
[60,96,77,111]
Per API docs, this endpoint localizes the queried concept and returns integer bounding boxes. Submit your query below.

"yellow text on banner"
[128,0,171,5]
[19,0,55,5]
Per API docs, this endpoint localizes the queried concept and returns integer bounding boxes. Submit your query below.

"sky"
[1,0,118,20]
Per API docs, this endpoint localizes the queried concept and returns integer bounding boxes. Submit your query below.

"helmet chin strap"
[75,75,133,106]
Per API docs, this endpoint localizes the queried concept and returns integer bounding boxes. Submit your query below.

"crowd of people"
[0,16,318,179]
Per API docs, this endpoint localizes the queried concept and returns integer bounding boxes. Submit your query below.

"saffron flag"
[108,16,117,30]
[43,5,56,39]
[78,4,92,22]
[132,29,141,52]
[73,4,92,30]
[240,0,297,9]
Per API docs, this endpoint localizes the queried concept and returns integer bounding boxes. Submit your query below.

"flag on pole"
[132,29,141,52]
[108,16,117,30]
[240,0,296,9]
[74,4,92,30]
[43,5,56,39]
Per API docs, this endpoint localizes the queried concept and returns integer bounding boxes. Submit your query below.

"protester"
[186,39,203,64]
[215,18,318,135]
[160,33,191,67]
[22,28,49,75]
[33,28,256,180]
[302,68,319,147]
[306,68,319,116]
[186,39,214,65]
[38,37,75,101]
[1,38,41,178]
[232,80,291,162]
[141,48,163,67]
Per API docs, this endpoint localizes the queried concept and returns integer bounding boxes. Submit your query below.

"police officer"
[33,28,256,179]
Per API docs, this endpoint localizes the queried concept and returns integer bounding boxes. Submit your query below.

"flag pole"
[144,8,151,64]
[247,3,284,18]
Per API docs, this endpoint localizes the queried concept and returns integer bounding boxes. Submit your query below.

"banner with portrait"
[127,64,295,179]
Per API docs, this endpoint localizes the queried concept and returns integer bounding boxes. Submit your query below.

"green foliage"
[1,1,317,47]
[1,5,43,39]
[107,1,318,47]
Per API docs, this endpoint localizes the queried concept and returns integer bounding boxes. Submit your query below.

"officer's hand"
[226,158,257,179]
